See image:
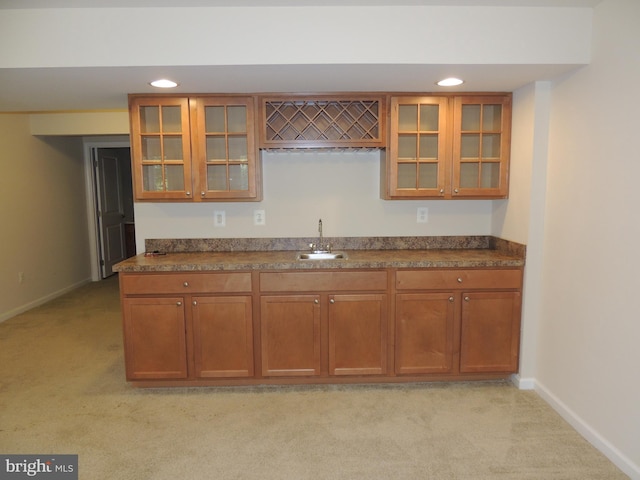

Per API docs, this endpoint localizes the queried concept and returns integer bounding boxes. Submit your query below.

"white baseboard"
[510,374,536,390]
[0,278,92,324]
[535,380,640,480]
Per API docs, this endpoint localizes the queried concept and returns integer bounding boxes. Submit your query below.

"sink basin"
[297,252,345,260]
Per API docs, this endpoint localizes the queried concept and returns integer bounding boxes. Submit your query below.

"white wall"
[536,0,640,476]
[135,150,493,250]
[0,115,92,322]
[493,81,552,384]
[0,6,592,68]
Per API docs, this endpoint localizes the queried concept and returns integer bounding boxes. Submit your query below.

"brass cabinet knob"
[183,282,189,287]
[449,296,454,302]
[192,301,197,306]
[201,191,206,197]
[314,299,319,304]
[186,191,191,196]
[176,301,182,306]
[330,299,335,304]
[454,188,459,194]
[457,277,463,283]
[464,296,470,302]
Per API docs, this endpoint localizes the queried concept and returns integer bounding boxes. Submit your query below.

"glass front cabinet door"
[452,95,512,198]
[192,97,260,201]
[385,96,450,199]
[129,96,193,200]
[384,93,511,200]
[129,95,261,202]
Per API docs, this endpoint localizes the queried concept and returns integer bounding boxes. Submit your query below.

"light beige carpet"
[0,276,628,479]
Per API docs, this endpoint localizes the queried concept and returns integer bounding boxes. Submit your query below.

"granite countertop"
[113,236,526,273]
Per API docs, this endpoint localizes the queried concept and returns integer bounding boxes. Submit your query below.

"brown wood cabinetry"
[118,265,522,386]
[119,272,253,381]
[395,293,455,374]
[328,294,387,376]
[192,295,253,378]
[129,96,192,201]
[395,268,522,375]
[129,92,511,202]
[383,93,511,199]
[259,271,388,378]
[459,291,521,373]
[259,95,386,149]
[129,94,261,202]
[122,296,188,380]
[260,295,321,377]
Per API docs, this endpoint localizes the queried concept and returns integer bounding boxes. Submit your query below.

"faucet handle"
[309,243,315,251]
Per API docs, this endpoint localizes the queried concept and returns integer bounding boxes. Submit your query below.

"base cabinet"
[459,291,521,373]
[119,266,522,386]
[119,272,253,382]
[395,293,455,375]
[192,295,254,378]
[395,268,523,376]
[122,296,188,380]
[260,295,321,377]
[329,294,387,376]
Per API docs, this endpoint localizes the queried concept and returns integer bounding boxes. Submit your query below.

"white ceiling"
[0,1,598,112]
[0,64,585,113]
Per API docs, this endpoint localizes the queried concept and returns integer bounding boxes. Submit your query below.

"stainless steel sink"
[297,252,345,260]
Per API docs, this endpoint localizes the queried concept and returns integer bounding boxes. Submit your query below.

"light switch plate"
[214,210,226,227]
[253,210,266,226]
[417,207,428,223]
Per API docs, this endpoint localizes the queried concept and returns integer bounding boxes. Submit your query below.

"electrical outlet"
[253,210,266,226]
[417,207,429,223]
[214,211,226,227]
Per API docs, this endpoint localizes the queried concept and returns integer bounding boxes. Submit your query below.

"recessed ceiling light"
[150,79,178,88]
[436,77,464,87]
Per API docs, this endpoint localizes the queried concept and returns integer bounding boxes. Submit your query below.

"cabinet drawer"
[121,272,252,294]
[260,271,387,292]
[396,269,522,291]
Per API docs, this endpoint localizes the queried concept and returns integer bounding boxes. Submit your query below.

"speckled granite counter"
[113,236,525,272]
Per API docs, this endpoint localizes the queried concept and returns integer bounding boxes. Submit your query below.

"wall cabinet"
[129,95,261,202]
[129,92,511,201]
[382,94,511,199]
[259,95,386,149]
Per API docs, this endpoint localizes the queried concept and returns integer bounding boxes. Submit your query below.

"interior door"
[95,149,126,278]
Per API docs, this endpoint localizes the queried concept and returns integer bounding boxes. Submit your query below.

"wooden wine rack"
[259,95,386,149]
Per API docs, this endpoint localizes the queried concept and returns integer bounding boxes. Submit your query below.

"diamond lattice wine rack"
[259,95,386,149]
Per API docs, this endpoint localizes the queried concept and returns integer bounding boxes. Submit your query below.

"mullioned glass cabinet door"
[129,96,193,200]
[385,96,450,199]
[452,95,511,198]
[193,97,260,201]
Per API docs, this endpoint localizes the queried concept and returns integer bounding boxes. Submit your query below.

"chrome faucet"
[309,218,331,253]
